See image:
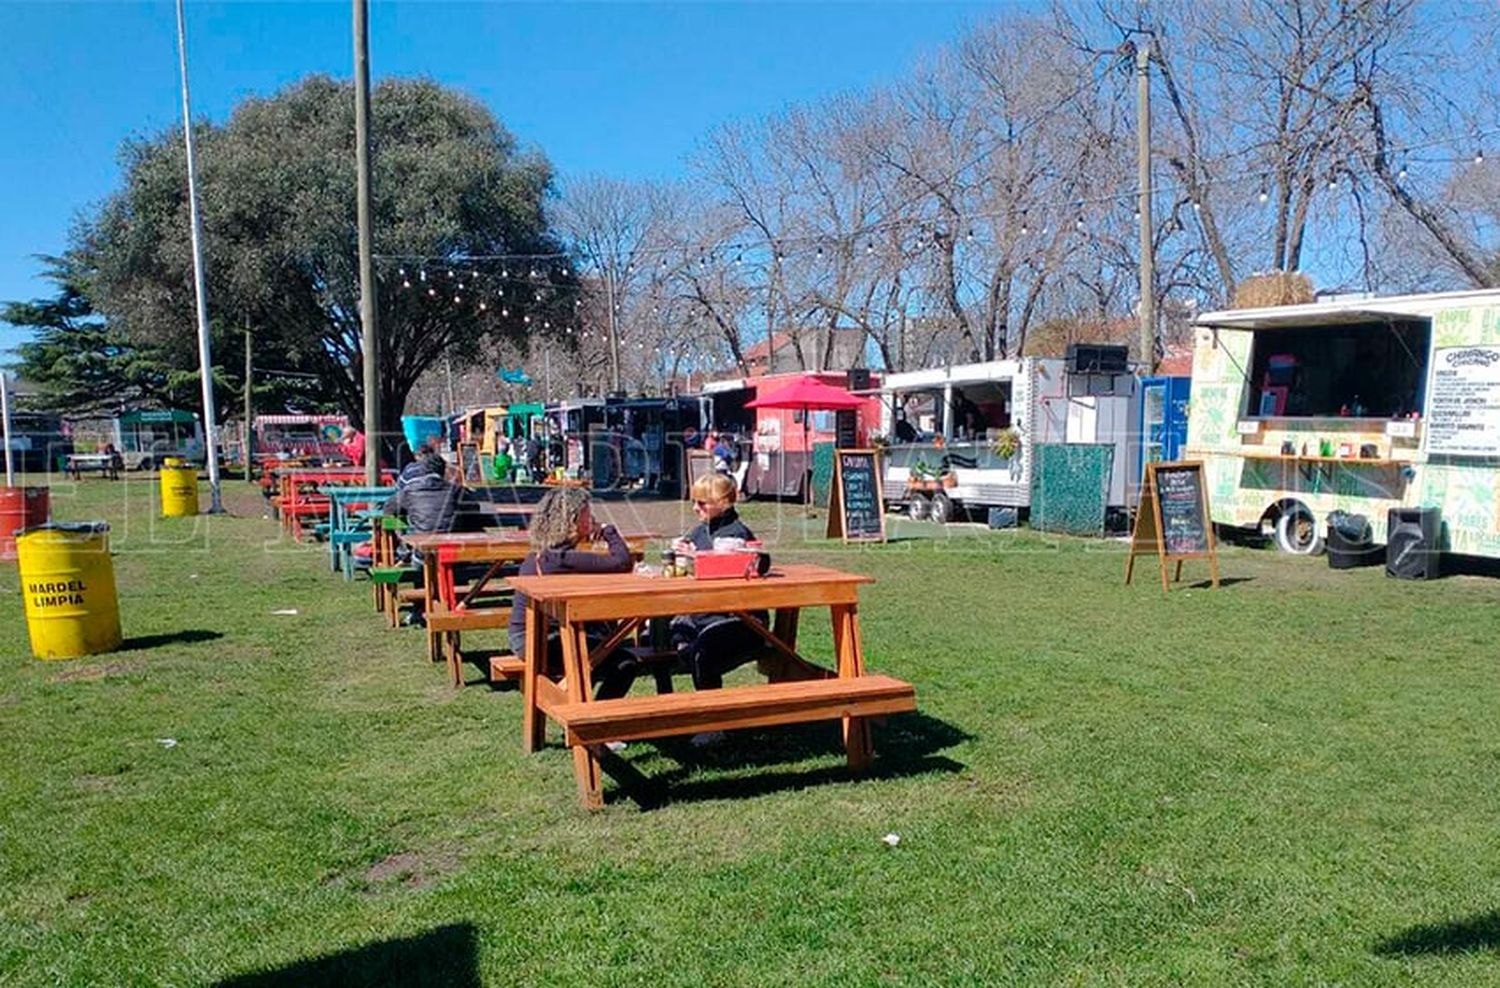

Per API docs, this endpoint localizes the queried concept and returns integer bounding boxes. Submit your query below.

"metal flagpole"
[353,0,381,485]
[1,370,14,486]
[175,0,224,512]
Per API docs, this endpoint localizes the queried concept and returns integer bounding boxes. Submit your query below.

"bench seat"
[550,675,916,747]
[425,606,512,633]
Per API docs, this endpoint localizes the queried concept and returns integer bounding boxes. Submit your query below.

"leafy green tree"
[80,75,573,445]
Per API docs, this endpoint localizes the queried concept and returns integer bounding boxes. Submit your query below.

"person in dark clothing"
[507,487,639,701]
[382,454,489,536]
[670,474,772,743]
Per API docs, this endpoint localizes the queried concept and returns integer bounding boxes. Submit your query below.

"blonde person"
[506,488,639,700]
[670,474,772,743]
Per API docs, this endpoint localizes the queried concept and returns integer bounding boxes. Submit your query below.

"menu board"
[1425,345,1500,456]
[1156,464,1210,556]
[1125,461,1219,591]
[826,449,887,543]
[458,442,482,486]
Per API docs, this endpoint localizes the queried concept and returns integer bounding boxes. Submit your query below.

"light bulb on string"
[866,242,875,255]
[528,267,538,279]
[427,287,437,297]
[402,278,411,289]
[453,295,462,304]
[447,269,454,279]
[501,268,509,279]
[398,266,406,278]
[1327,173,1339,191]
[966,228,975,242]
[1398,157,1409,180]
[419,270,427,282]
[479,301,487,311]
[734,253,742,266]
[1075,215,1085,231]
[497,287,505,298]
[1476,148,1485,164]
[457,282,465,291]
[1191,199,1202,212]
[1258,186,1269,204]
[815,246,823,259]
[502,307,510,317]
[524,314,531,324]
[534,291,542,302]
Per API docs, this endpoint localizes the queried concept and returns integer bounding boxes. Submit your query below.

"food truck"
[252,414,348,463]
[1186,288,1500,557]
[111,409,205,469]
[704,371,882,499]
[600,396,710,494]
[876,358,1139,523]
[543,398,607,479]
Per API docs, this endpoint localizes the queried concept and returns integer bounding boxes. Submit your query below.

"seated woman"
[671,474,772,707]
[506,487,639,700]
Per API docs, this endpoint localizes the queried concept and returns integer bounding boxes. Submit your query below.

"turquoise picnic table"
[320,485,396,580]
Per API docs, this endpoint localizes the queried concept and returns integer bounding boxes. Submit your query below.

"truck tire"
[1274,503,1324,555]
[907,493,930,521]
[929,491,954,524]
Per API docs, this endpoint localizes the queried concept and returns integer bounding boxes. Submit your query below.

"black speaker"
[847,368,871,392]
[1386,506,1441,580]
[1066,343,1129,375]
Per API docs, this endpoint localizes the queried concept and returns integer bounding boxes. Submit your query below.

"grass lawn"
[4,474,1500,986]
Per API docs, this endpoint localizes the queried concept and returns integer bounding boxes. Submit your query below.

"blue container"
[987,507,1019,529]
[401,416,447,454]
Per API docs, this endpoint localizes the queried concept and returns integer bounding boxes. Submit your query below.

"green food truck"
[1187,288,1500,558]
[113,409,205,470]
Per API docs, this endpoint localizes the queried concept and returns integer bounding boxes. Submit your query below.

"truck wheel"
[929,491,954,524]
[138,457,154,472]
[1274,504,1324,555]
[907,493,930,521]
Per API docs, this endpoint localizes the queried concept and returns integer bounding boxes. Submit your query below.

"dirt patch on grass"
[359,846,463,891]
[74,774,121,793]
[47,661,145,684]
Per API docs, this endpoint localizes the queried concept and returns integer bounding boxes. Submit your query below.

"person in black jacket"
[507,487,638,700]
[670,474,771,728]
[382,454,489,538]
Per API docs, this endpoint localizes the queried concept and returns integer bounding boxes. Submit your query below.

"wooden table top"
[508,563,873,621]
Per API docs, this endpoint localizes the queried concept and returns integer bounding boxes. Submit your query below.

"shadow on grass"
[117,629,224,652]
[213,922,480,987]
[1185,576,1255,589]
[603,710,970,810]
[1374,911,1500,956]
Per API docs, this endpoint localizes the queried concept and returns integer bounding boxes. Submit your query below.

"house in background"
[738,327,868,377]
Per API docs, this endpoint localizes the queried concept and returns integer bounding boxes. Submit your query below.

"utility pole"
[243,317,253,483]
[353,0,380,485]
[1,371,13,487]
[543,345,552,402]
[175,0,224,513]
[1135,39,1157,375]
[443,353,456,415]
[603,266,623,394]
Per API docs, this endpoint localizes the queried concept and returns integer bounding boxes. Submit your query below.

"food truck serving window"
[1245,319,1429,418]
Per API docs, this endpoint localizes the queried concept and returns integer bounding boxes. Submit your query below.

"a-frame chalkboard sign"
[1125,460,1220,591]
[826,449,887,543]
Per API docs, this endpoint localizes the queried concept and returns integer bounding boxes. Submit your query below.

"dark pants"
[672,615,764,691]
[538,631,636,701]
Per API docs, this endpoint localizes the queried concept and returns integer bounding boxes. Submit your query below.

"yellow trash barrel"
[17,523,123,660]
[159,459,199,517]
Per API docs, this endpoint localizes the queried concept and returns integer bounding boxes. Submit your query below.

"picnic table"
[273,468,393,540]
[400,530,655,688]
[320,485,396,579]
[65,453,121,480]
[507,563,917,810]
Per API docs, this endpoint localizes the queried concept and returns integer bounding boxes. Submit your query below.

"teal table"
[321,486,396,579]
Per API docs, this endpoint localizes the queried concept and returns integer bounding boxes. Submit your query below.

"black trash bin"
[1327,511,1383,570]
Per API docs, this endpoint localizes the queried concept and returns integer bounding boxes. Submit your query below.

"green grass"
[4,476,1500,985]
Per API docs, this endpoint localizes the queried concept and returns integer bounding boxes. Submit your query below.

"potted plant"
[991,427,1021,460]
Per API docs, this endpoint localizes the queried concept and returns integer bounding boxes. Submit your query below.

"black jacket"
[381,473,489,535]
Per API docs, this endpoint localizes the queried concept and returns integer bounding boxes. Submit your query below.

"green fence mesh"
[811,442,835,507]
[1030,443,1115,536]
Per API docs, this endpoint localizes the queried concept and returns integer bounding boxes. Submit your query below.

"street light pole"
[175,0,224,513]
[353,0,381,485]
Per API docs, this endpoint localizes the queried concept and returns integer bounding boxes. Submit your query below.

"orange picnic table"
[508,563,916,810]
[400,530,655,687]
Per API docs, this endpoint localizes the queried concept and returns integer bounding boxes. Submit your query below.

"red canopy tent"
[745,375,864,505]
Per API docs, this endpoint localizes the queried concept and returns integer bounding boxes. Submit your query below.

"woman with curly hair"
[506,487,638,700]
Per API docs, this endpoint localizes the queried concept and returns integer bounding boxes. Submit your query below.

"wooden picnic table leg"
[522,603,548,754]
[831,602,872,773]
[560,621,604,810]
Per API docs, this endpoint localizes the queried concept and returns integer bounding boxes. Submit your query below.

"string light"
[866,242,875,255]
[427,287,436,297]
[419,270,427,282]
[1476,148,1486,164]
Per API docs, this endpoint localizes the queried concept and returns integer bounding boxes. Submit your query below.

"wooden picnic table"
[400,529,656,686]
[507,563,916,810]
[275,469,393,539]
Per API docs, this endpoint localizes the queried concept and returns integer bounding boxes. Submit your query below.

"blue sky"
[0,0,1005,359]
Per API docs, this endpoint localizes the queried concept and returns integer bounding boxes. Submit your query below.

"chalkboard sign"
[458,442,482,487]
[826,449,887,543]
[1125,460,1219,591]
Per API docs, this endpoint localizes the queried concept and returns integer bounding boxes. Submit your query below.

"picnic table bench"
[400,530,655,688]
[319,485,395,579]
[273,469,392,540]
[508,563,916,810]
[65,453,122,480]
